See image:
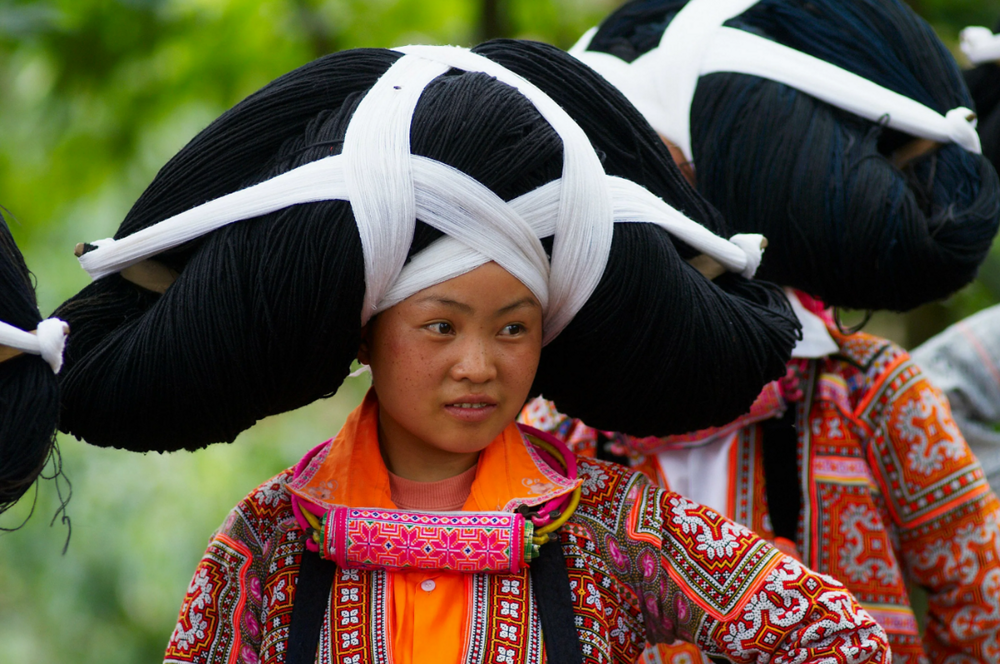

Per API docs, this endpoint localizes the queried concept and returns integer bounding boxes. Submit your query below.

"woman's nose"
[450,336,497,383]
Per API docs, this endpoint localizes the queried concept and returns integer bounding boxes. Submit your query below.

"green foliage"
[0,381,370,663]
[1,0,999,661]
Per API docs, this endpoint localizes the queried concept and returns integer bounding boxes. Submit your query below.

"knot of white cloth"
[729,234,764,279]
[36,318,69,374]
[945,107,980,153]
[961,26,1000,65]
[0,317,69,374]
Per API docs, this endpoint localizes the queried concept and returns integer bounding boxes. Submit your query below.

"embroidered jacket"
[164,396,890,663]
[524,329,1000,664]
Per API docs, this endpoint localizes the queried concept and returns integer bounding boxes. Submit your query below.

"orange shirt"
[288,391,578,664]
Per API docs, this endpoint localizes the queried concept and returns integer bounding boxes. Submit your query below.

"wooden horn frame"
[74,243,179,294]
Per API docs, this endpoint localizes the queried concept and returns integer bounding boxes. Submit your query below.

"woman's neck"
[377,413,480,482]
[388,464,478,511]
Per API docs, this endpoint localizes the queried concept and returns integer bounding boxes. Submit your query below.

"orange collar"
[287,390,579,513]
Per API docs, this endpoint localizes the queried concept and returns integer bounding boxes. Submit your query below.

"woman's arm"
[911,304,1000,493]
[164,473,292,664]
[638,486,891,663]
[861,353,1000,661]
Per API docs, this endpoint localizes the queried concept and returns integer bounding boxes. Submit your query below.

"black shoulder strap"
[287,548,337,664]
[760,406,801,542]
[531,536,584,664]
[287,538,583,663]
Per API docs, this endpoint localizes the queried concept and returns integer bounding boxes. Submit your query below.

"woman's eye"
[501,323,524,336]
[428,322,453,335]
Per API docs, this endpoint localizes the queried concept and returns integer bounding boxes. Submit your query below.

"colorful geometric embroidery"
[534,329,1000,663]
[320,508,531,574]
[167,452,892,664]
[659,493,781,621]
[731,426,773,540]
[481,572,541,664]
[321,567,392,664]
[258,528,302,663]
[813,455,876,486]
[696,558,888,663]
[865,360,993,527]
[165,534,252,664]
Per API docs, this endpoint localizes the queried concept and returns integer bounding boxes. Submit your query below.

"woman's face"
[359,262,543,480]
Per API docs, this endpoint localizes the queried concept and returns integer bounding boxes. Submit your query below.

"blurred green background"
[1,0,999,661]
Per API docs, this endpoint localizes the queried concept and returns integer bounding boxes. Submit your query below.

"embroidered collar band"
[287,391,582,573]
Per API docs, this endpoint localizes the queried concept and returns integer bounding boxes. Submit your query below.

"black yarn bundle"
[0,212,61,514]
[588,0,1000,312]
[53,40,799,451]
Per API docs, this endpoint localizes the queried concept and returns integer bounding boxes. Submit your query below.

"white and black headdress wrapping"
[0,212,68,513]
[575,0,1000,312]
[54,41,799,452]
[962,23,1000,171]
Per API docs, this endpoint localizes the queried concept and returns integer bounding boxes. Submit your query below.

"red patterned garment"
[163,458,889,663]
[523,329,1000,664]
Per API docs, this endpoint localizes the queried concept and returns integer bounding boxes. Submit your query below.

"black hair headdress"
[578,0,1000,312]
[51,40,800,451]
[0,211,68,515]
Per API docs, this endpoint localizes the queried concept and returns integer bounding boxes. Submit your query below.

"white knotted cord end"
[348,364,371,378]
[945,107,981,154]
[729,233,766,279]
[35,318,70,374]
[961,26,1000,65]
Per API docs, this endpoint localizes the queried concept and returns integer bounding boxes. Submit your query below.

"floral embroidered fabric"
[319,507,532,574]
[163,457,891,663]
[524,329,1000,664]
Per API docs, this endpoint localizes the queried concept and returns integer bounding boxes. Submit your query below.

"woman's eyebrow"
[496,297,539,316]
[415,296,474,314]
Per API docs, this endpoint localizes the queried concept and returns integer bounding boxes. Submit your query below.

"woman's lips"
[443,399,498,423]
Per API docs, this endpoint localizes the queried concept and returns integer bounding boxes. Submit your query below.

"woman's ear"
[357,322,372,366]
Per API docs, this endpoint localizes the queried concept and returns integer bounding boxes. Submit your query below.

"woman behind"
[46,40,887,662]
[529,1,1000,662]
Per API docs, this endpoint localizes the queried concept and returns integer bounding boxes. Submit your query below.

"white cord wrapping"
[342,55,451,322]
[397,45,615,343]
[571,0,981,162]
[77,46,764,344]
[0,318,69,373]
[961,26,1000,65]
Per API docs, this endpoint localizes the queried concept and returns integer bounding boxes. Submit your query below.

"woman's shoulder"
[216,468,300,551]
[830,328,906,372]
[827,329,916,405]
[571,456,657,531]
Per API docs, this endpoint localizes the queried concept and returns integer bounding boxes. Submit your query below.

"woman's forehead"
[404,263,541,313]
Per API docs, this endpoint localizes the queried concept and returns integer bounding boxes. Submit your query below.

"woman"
[48,40,886,662]
[528,1,1000,662]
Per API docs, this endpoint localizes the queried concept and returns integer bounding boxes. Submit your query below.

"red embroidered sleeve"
[654,491,891,663]
[164,532,257,664]
[864,356,1000,661]
[164,472,293,664]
